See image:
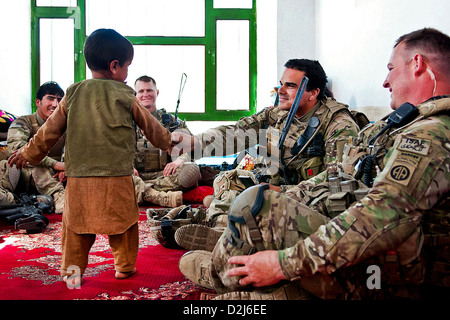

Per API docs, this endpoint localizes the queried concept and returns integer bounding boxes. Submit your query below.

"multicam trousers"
[210,187,329,294]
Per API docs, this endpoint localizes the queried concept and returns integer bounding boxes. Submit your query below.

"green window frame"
[30,0,257,121]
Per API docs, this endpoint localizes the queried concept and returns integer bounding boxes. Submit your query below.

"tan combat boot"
[52,191,65,214]
[213,283,311,300]
[178,250,214,289]
[175,224,224,251]
[143,188,183,208]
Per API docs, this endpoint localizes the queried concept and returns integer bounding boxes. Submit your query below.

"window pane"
[216,20,249,110]
[126,45,205,114]
[40,19,74,92]
[36,0,77,6]
[214,0,252,9]
[86,0,204,37]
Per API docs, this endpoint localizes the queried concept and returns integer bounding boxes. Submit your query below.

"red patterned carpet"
[0,211,211,300]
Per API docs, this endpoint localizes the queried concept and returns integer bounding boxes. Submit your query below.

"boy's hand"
[170,131,190,146]
[8,149,28,169]
[169,132,198,156]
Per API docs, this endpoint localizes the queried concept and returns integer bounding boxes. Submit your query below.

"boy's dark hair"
[84,28,134,71]
[135,75,157,87]
[36,81,64,100]
[284,59,328,100]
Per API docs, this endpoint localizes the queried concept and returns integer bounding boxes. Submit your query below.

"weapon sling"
[277,76,309,184]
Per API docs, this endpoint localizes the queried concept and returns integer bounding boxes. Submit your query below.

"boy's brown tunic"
[20,80,172,235]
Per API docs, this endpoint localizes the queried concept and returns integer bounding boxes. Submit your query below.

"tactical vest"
[323,119,392,217]
[135,109,170,172]
[64,79,136,177]
[263,98,355,184]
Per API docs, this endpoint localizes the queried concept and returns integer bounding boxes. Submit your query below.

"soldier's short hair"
[36,81,64,100]
[84,28,134,72]
[134,75,157,87]
[395,28,450,77]
[284,59,328,100]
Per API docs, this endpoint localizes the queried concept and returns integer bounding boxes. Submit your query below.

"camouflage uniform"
[204,97,360,226]
[211,96,450,299]
[134,108,194,193]
[0,109,17,161]
[0,113,65,208]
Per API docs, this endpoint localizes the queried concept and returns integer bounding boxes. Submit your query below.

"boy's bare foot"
[63,274,83,288]
[115,268,137,280]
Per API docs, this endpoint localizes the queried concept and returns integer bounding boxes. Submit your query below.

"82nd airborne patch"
[386,136,432,187]
[390,165,411,184]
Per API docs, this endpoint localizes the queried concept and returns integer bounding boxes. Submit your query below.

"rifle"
[0,193,53,233]
[162,73,188,132]
[277,76,309,184]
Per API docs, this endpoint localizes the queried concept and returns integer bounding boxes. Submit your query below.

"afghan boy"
[9,29,173,286]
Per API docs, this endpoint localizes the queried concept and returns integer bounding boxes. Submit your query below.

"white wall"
[275,0,450,120]
[277,0,316,76]
[0,1,31,117]
[1,1,449,123]
[315,0,450,119]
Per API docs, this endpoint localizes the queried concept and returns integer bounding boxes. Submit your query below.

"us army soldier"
[210,28,450,300]
[132,76,201,207]
[172,59,362,249]
[1,81,65,212]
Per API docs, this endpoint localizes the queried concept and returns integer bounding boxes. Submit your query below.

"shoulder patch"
[397,136,431,156]
[388,163,415,186]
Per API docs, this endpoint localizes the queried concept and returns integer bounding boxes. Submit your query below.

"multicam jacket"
[197,98,360,187]
[279,96,450,298]
[7,112,65,168]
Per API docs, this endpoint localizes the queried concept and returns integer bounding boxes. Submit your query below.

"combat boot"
[178,250,214,289]
[52,191,65,214]
[0,189,15,207]
[213,283,311,300]
[175,224,224,251]
[143,188,183,208]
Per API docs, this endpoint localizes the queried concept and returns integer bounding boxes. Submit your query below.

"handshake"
[169,131,200,157]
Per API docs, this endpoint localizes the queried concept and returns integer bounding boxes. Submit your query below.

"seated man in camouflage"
[172,59,362,251]
[0,110,17,160]
[181,28,450,300]
[0,81,65,212]
[132,76,201,208]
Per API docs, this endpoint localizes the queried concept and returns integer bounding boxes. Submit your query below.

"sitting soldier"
[132,75,202,208]
[171,59,362,251]
[0,81,65,212]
